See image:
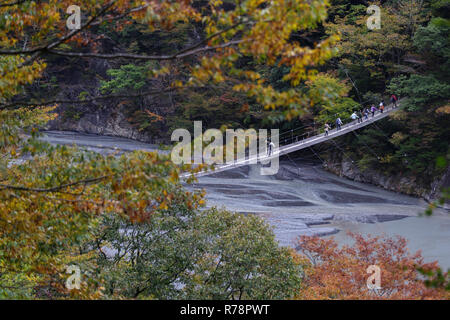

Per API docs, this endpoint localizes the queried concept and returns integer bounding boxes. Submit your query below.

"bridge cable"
[372,122,392,140]
[351,130,381,160]
[327,139,357,166]
[275,98,393,146]
[285,152,302,176]
[308,146,327,166]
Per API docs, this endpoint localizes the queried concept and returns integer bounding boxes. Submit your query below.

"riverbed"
[41,131,450,268]
[190,161,450,268]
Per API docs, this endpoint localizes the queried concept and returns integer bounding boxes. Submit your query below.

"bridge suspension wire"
[308,146,327,166]
[371,122,392,140]
[254,97,399,149]
[371,120,412,160]
[351,130,381,160]
[273,101,415,176]
[283,100,400,161]
[286,142,348,165]
[272,98,377,144]
[280,103,396,169]
[327,139,357,165]
[289,143,343,160]
[183,100,402,179]
[271,122,316,144]
[285,152,302,176]
[284,143,343,174]
[287,139,410,172]
[350,111,411,162]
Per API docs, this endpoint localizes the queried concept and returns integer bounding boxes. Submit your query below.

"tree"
[306,73,358,126]
[389,75,450,112]
[0,103,210,297]
[181,208,302,299]
[294,233,448,299]
[319,1,450,188]
[0,0,340,119]
[0,106,302,298]
[414,17,450,75]
[95,208,302,299]
[1,0,335,298]
[324,1,425,95]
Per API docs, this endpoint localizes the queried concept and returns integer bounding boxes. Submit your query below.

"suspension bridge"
[184,102,401,178]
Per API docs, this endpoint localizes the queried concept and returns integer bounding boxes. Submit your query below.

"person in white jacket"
[267,140,275,156]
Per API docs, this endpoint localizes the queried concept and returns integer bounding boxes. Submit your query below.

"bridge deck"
[185,103,400,178]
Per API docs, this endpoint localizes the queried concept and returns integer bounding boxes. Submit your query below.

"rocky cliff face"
[325,158,450,203]
[47,97,168,144]
[40,35,181,144]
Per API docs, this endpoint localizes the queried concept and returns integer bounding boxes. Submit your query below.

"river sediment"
[41,131,450,268]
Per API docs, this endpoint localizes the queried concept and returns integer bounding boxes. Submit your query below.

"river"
[41,130,450,268]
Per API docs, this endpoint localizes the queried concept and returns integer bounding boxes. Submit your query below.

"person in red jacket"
[390,94,398,108]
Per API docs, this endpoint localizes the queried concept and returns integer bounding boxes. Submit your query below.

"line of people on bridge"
[268,95,399,146]
[324,94,398,137]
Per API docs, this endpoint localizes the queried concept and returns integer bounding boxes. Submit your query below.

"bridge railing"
[274,101,399,147]
[182,100,400,178]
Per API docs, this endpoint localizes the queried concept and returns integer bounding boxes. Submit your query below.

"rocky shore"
[325,158,450,205]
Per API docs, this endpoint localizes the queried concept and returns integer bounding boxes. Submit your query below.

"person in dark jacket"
[358,109,364,123]
[363,108,369,120]
[336,117,343,130]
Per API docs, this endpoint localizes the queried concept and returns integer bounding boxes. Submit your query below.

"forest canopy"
[0,0,449,299]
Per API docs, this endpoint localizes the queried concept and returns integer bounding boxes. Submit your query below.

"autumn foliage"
[1,0,449,300]
[294,232,448,300]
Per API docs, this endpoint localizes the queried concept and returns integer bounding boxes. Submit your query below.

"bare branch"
[0,175,110,193]
[0,86,207,109]
[46,40,244,61]
[90,4,150,26]
[0,0,29,7]
[0,0,117,55]
[0,2,246,61]
[170,21,247,57]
